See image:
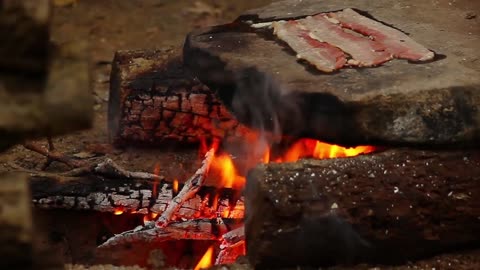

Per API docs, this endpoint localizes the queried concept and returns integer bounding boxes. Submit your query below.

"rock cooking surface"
[184,0,480,147]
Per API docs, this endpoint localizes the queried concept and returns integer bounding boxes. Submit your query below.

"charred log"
[245,149,480,268]
[30,175,244,220]
[108,48,256,146]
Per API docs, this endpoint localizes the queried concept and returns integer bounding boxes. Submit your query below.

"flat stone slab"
[184,0,480,147]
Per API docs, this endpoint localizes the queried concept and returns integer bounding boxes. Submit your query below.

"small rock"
[73,151,96,159]
[465,12,477,19]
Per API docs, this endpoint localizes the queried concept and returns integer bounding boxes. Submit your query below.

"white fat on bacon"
[329,8,435,61]
[298,14,393,67]
[272,20,346,72]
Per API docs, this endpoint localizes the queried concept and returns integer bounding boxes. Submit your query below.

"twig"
[156,148,214,227]
[40,136,55,170]
[21,140,165,180]
[23,140,87,168]
[94,158,164,180]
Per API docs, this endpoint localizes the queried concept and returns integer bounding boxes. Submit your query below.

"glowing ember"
[194,246,214,270]
[143,212,158,224]
[173,178,179,193]
[113,208,124,215]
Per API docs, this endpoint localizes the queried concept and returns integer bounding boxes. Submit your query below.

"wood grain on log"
[245,149,480,268]
[184,0,480,147]
[30,176,244,220]
[108,48,256,146]
[0,173,33,268]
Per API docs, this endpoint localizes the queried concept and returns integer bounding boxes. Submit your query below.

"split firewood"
[98,218,232,249]
[0,39,92,151]
[30,174,244,220]
[245,148,480,268]
[0,172,33,268]
[108,49,258,147]
[156,149,214,227]
[0,0,51,72]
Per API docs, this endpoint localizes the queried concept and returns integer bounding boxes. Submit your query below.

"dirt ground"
[0,0,479,269]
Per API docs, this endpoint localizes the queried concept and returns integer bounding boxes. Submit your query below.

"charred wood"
[98,218,236,249]
[216,227,246,265]
[156,149,214,227]
[245,149,480,268]
[30,175,244,220]
[108,48,256,146]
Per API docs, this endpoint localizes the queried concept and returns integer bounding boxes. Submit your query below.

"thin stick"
[22,141,165,180]
[155,148,215,227]
[23,140,86,168]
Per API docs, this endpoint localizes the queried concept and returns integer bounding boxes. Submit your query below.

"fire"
[143,212,159,224]
[272,138,375,162]
[207,138,374,189]
[113,208,124,215]
[173,178,179,193]
[194,246,214,270]
[210,153,246,189]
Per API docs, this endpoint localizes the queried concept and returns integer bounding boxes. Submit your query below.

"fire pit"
[2,0,479,269]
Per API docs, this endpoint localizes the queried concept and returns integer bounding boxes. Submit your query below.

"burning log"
[108,49,256,146]
[157,149,214,227]
[215,227,246,265]
[98,218,235,249]
[0,173,33,268]
[245,149,480,268]
[30,175,244,220]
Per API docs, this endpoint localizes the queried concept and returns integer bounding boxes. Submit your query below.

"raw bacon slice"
[298,14,393,67]
[272,20,347,72]
[330,8,434,61]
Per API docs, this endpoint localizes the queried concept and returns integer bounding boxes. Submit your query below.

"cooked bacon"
[272,20,346,72]
[329,8,434,61]
[298,14,393,67]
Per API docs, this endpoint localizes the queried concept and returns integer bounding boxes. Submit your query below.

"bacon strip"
[272,20,346,72]
[298,14,392,67]
[329,8,434,61]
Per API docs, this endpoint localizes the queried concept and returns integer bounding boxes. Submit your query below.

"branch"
[21,140,165,180]
[155,148,214,227]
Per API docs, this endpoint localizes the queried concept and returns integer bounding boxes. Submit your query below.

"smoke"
[230,67,305,160]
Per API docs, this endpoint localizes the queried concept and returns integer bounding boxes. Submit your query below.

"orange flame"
[143,212,159,224]
[210,153,245,189]
[173,179,179,193]
[274,139,375,162]
[152,162,161,198]
[205,138,375,190]
[113,208,124,215]
[194,246,214,270]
